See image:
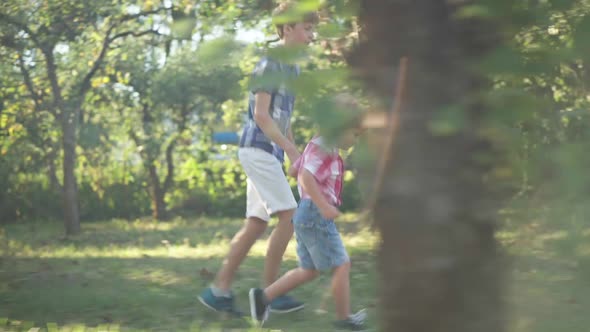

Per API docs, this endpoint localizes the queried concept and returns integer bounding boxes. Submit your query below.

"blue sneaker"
[249,288,270,326]
[198,287,243,316]
[269,294,304,313]
[334,309,368,331]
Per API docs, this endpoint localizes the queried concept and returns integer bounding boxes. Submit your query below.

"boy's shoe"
[334,309,368,331]
[198,287,243,316]
[269,294,305,313]
[248,288,270,325]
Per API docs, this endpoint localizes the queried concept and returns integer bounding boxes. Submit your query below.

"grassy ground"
[498,205,590,332]
[1,210,589,332]
[0,215,377,332]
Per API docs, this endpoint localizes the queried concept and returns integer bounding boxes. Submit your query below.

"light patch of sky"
[54,3,268,57]
[235,22,268,44]
[133,1,269,44]
[202,20,269,44]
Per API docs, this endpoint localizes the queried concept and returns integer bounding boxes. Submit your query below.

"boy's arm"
[253,92,300,162]
[287,155,301,178]
[286,126,298,177]
[299,169,341,220]
[287,125,295,143]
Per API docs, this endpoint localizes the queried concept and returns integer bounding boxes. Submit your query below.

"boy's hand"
[285,147,300,165]
[288,155,302,178]
[319,204,341,220]
[287,164,298,178]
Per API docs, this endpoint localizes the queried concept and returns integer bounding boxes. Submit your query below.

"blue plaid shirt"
[239,57,299,163]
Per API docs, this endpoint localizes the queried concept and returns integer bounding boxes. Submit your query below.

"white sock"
[210,285,231,298]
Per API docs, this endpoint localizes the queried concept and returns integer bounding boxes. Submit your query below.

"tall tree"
[107,40,242,219]
[0,1,171,234]
[348,1,506,331]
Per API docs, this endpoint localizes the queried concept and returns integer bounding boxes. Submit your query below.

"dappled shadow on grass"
[3,217,249,252]
[0,214,378,332]
[0,252,378,332]
[501,216,590,332]
[0,256,272,331]
[3,215,376,254]
[2,216,377,263]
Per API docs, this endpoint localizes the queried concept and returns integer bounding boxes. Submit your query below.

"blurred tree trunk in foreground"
[348,1,507,331]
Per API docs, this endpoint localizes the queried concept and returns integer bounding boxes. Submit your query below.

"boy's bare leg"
[214,217,267,291]
[264,267,319,301]
[332,261,351,320]
[263,208,295,287]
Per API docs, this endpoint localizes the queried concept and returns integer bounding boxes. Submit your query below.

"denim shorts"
[292,199,349,271]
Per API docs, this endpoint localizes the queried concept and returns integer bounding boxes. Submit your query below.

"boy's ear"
[283,24,293,35]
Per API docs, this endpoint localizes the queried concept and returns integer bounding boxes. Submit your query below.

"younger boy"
[249,95,368,331]
[198,2,318,315]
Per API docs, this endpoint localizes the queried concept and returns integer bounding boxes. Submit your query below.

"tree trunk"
[349,1,505,331]
[47,147,61,193]
[137,103,179,221]
[147,163,168,220]
[44,48,81,236]
[62,108,81,235]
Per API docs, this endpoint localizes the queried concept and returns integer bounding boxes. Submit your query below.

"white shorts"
[238,147,297,222]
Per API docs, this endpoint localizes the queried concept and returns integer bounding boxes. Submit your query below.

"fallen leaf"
[199,267,215,280]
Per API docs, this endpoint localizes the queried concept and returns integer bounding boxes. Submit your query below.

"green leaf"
[171,18,197,40]
[298,0,322,11]
[429,105,466,136]
[455,4,495,19]
[479,46,525,76]
[196,37,243,66]
[309,93,362,142]
[47,322,59,332]
[272,0,321,25]
[266,45,308,63]
[573,16,590,53]
[317,22,346,39]
[484,88,541,124]
[79,123,103,149]
[551,0,576,11]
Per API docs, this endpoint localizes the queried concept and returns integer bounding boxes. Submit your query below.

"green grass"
[1,211,589,332]
[0,215,377,332]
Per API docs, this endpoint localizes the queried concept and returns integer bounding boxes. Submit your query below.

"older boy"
[198,2,318,315]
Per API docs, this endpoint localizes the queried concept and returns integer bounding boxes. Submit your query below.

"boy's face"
[337,128,363,150]
[283,22,315,46]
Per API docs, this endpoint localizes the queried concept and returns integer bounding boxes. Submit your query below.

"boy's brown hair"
[316,93,366,141]
[272,1,320,39]
[333,93,366,132]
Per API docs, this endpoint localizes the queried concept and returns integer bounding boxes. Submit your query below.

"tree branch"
[126,105,143,147]
[162,138,177,193]
[42,49,65,121]
[118,7,173,24]
[128,102,149,155]
[78,27,162,98]
[163,104,189,192]
[0,13,41,48]
[17,54,55,116]
[47,146,62,192]
[77,25,116,99]
[77,6,170,99]
[109,29,163,42]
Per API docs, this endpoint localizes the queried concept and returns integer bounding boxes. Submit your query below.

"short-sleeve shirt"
[294,137,344,206]
[239,57,300,163]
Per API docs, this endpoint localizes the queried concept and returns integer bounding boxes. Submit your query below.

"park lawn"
[0,211,588,332]
[0,215,377,332]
